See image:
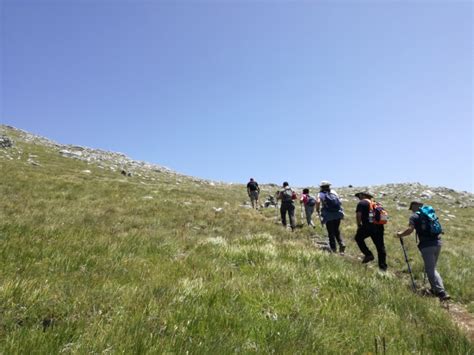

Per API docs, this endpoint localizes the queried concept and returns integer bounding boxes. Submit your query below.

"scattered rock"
[42,317,55,332]
[27,158,41,166]
[213,207,223,212]
[438,192,454,200]
[0,136,13,148]
[264,195,277,208]
[81,170,92,174]
[420,190,433,199]
[143,196,154,200]
[59,149,83,158]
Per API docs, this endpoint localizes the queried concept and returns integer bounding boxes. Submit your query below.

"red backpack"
[368,200,389,225]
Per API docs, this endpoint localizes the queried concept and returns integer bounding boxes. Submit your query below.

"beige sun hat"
[319,180,331,187]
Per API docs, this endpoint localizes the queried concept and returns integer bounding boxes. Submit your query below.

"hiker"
[396,201,450,300]
[354,191,387,270]
[316,181,345,253]
[300,188,316,228]
[246,178,260,209]
[277,181,297,231]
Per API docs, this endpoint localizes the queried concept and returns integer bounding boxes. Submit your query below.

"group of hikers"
[246,178,450,301]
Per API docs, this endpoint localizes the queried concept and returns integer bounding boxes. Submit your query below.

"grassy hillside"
[0,126,473,353]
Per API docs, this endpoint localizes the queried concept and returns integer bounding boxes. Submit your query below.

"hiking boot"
[438,292,451,301]
[421,288,436,297]
[339,245,346,254]
[361,254,375,264]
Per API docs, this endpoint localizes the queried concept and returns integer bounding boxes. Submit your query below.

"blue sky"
[1,0,473,191]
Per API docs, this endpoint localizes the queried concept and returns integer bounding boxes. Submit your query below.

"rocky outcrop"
[0,136,13,148]
[334,183,474,209]
[0,125,238,187]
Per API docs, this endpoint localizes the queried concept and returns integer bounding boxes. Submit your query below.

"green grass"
[0,126,473,353]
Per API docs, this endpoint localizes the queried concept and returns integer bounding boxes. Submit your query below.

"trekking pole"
[318,212,324,228]
[275,192,280,223]
[276,201,279,222]
[399,238,417,292]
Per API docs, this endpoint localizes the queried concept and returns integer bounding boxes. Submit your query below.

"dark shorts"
[249,190,259,201]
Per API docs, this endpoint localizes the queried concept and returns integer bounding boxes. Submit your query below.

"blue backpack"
[417,205,443,237]
[323,192,341,212]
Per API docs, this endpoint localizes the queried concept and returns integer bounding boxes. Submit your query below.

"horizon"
[2,1,473,192]
[2,123,471,194]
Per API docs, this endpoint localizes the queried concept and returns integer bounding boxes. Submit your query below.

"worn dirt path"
[261,214,474,343]
[309,235,474,343]
[443,302,474,342]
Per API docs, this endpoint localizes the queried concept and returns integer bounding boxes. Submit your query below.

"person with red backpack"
[246,178,260,209]
[316,181,345,253]
[277,181,297,231]
[300,188,316,228]
[396,201,450,301]
[354,191,387,271]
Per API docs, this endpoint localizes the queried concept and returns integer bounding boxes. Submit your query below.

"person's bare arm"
[396,225,415,238]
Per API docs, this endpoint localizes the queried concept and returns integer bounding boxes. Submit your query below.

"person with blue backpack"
[316,181,345,254]
[300,188,316,228]
[396,201,450,301]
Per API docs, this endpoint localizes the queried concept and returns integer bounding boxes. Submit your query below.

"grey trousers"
[304,204,314,225]
[420,245,446,295]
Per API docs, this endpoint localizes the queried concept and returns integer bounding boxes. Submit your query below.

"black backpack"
[306,195,316,207]
[248,181,259,191]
